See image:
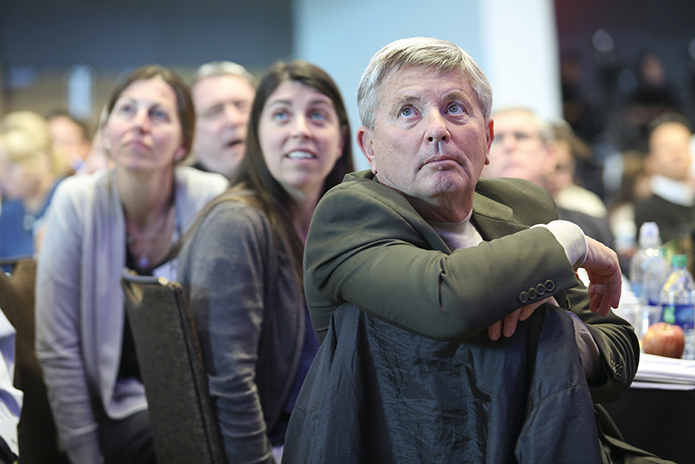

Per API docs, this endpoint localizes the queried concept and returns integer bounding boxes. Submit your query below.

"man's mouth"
[225,139,243,148]
[425,156,459,167]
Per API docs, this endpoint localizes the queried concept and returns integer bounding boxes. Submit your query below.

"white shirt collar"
[426,210,483,250]
[650,175,695,206]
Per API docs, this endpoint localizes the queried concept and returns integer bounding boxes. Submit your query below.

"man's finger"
[503,308,522,338]
[488,321,502,341]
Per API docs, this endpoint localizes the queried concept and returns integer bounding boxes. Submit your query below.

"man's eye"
[400,107,414,117]
[448,104,464,114]
[202,107,223,120]
[236,102,251,114]
[514,132,529,141]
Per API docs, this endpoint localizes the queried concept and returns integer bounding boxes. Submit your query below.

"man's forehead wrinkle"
[393,94,420,106]
[443,89,470,103]
[389,85,471,108]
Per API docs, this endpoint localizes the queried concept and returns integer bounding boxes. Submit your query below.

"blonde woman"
[0,112,66,261]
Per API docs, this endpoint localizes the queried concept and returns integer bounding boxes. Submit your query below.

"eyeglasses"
[492,131,540,144]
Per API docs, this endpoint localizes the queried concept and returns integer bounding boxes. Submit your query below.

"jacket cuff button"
[536,284,546,296]
[519,291,530,304]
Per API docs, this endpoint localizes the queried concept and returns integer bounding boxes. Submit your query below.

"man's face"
[49,115,91,163]
[647,122,692,182]
[483,110,555,187]
[192,75,255,178]
[357,66,493,221]
[547,139,575,196]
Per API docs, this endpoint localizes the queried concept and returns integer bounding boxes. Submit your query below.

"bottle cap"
[638,222,661,247]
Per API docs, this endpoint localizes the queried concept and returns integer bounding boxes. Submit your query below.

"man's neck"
[371,171,474,221]
[406,193,473,223]
[195,156,234,180]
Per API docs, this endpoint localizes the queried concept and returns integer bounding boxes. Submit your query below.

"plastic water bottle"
[644,246,670,308]
[660,254,695,360]
[614,289,644,338]
[629,222,662,302]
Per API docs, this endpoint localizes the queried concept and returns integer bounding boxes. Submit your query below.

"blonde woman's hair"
[0,111,70,176]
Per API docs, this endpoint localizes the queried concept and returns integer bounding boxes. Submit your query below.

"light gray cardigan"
[35,167,228,464]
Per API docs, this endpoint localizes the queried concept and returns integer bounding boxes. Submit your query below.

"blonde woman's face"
[2,155,47,200]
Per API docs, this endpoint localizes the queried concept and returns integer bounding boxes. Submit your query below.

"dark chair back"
[121,270,226,464]
[0,256,63,463]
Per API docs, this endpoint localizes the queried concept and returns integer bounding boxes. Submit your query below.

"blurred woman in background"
[0,111,67,261]
[177,60,354,463]
[35,65,228,464]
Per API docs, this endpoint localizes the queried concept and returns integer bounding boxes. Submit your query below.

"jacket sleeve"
[564,286,640,403]
[177,202,274,464]
[304,182,579,344]
[35,182,103,464]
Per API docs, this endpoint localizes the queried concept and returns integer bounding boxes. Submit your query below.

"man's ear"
[484,119,494,165]
[356,126,378,174]
[543,140,559,177]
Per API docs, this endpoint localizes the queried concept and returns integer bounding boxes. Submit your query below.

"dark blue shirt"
[0,180,61,268]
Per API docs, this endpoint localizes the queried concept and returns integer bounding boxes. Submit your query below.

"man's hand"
[580,236,622,317]
[488,296,559,340]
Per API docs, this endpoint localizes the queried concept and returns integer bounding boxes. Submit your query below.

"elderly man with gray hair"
[282,38,664,463]
[190,61,256,179]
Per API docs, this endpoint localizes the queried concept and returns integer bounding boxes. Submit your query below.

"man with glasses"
[483,107,615,251]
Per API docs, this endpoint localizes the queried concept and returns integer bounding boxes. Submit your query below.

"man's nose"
[223,104,244,127]
[495,132,518,151]
[426,111,448,143]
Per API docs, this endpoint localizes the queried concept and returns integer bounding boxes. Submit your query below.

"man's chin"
[223,142,245,155]
[425,171,470,195]
[221,144,246,162]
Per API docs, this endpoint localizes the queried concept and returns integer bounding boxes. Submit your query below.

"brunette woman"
[177,60,354,463]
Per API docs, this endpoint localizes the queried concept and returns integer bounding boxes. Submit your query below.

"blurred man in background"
[483,107,615,250]
[47,111,92,175]
[634,113,695,244]
[190,61,256,180]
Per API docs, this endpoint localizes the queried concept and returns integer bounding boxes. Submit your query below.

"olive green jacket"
[303,170,639,403]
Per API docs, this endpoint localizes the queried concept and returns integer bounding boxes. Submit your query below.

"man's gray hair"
[357,37,493,129]
[192,61,257,89]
